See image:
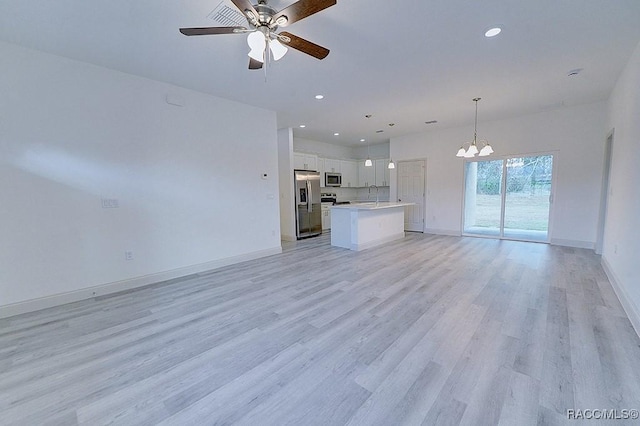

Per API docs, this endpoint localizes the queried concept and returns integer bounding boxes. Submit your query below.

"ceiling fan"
[180,0,336,69]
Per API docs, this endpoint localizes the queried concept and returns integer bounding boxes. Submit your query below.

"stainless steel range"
[320,193,337,203]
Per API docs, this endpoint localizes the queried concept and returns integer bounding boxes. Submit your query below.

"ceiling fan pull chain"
[264,53,268,82]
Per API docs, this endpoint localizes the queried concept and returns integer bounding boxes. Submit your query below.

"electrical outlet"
[125,251,134,261]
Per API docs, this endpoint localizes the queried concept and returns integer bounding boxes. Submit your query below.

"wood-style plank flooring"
[1,233,639,425]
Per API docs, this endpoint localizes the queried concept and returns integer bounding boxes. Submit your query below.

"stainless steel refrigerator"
[294,170,322,239]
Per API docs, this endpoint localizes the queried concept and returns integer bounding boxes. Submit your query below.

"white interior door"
[398,160,425,232]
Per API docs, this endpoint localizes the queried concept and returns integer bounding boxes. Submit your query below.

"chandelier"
[456,98,494,158]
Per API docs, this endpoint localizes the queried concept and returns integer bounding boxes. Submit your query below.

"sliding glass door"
[463,154,553,242]
[463,160,503,236]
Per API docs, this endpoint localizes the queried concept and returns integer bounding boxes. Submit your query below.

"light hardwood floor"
[1,233,639,425]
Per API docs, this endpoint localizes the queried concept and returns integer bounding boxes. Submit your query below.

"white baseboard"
[353,232,405,251]
[0,246,282,320]
[602,256,640,339]
[550,238,595,249]
[424,228,461,237]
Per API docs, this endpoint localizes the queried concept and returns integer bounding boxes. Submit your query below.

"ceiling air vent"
[207,1,246,27]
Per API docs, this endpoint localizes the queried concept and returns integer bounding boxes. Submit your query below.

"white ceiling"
[1,0,640,147]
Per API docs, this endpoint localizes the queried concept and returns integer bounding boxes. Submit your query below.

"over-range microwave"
[325,172,342,187]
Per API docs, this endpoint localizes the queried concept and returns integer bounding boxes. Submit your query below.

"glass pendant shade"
[456,147,466,157]
[365,158,373,167]
[269,39,288,61]
[388,159,395,169]
[467,143,479,156]
[479,144,494,156]
[247,31,266,62]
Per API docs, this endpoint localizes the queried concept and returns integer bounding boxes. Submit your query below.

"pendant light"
[456,98,494,158]
[364,141,373,167]
[388,158,395,169]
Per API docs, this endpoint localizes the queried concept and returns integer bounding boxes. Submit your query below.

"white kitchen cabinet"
[324,158,341,173]
[317,157,326,187]
[293,152,318,171]
[358,160,375,188]
[375,158,391,186]
[321,203,331,230]
[340,160,358,188]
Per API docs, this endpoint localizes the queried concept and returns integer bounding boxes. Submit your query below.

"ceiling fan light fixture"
[247,31,266,62]
[269,38,288,61]
[179,0,336,70]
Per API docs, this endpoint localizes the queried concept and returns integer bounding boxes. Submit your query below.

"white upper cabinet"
[358,160,375,188]
[293,153,318,171]
[375,158,390,186]
[303,155,386,188]
[324,159,341,173]
[340,160,358,188]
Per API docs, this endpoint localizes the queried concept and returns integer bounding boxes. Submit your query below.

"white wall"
[278,128,296,241]
[351,143,390,160]
[0,42,281,316]
[294,137,390,161]
[603,39,640,333]
[293,137,353,159]
[391,101,607,247]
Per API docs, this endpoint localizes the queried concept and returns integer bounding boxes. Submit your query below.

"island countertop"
[330,202,415,210]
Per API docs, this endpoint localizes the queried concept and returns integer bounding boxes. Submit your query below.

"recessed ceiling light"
[485,27,502,37]
[299,124,306,128]
[315,94,324,100]
[360,139,366,142]
[334,132,340,136]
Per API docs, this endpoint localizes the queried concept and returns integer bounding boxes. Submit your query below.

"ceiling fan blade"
[279,32,330,60]
[230,0,260,24]
[179,27,246,36]
[249,58,263,70]
[273,0,336,27]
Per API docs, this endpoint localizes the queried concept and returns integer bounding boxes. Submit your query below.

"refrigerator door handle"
[307,180,313,213]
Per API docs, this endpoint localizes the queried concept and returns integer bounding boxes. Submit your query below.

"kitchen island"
[330,202,415,251]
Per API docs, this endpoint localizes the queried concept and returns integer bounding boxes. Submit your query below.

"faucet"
[369,185,379,204]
